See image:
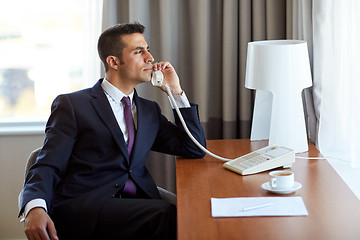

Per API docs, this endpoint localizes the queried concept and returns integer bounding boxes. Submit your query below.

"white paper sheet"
[211,196,308,217]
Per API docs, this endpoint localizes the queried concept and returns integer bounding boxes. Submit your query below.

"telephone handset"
[151,70,164,87]
[151,71,295,175]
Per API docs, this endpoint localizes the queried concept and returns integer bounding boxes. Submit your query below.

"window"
[0,0,102,131]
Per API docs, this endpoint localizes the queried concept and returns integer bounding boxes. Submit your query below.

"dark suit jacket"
[20,79,206,239]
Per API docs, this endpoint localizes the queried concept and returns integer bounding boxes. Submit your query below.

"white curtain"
[312,0,360,167]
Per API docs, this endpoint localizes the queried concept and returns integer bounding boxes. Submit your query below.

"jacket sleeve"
[151,102,206,158]
[20,95,77,214]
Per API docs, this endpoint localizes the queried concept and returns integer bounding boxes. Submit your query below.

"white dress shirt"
[21,79,191,221]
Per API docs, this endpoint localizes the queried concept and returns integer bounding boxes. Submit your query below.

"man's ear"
[106,56,120,70]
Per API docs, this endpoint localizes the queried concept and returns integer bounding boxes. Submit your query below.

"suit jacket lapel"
[90,79,129,161]
[130,91,153,165]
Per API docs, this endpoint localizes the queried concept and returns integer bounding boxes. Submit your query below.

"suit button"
[129,169,133,174]
[115,183,121,188]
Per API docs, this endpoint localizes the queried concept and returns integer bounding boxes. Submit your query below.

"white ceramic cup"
[269,170,294,190]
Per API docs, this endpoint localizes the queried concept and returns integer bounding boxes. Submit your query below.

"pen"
[240,202,274,212]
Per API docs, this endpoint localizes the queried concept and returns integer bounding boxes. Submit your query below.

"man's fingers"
[25,228,49,240]
[47,219,59,240]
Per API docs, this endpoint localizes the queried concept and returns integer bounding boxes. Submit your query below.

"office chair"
[18,148,177,214]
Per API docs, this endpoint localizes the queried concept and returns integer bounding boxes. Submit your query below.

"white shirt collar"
[101,78,134,105]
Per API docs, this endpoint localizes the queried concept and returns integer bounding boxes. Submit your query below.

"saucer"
[261,182,302,194]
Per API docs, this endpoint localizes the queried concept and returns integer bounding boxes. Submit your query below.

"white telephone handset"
[151,71,295,175]
[151,71,164,87]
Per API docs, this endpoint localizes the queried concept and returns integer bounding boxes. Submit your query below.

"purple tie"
[121,96,135,155]
[121,96,137,196]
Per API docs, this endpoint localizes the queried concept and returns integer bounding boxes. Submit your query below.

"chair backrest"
[24,148,42,176]
[18,148,42,211]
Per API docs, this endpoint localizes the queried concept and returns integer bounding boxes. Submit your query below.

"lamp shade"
[245,40,312,152]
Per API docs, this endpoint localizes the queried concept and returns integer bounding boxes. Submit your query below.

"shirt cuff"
[168,91,191,109]
[20,198,47,223]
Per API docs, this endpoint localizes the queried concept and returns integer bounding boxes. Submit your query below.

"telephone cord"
[165,84,235,162]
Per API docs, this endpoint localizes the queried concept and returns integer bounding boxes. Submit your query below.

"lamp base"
[250,90,309,153]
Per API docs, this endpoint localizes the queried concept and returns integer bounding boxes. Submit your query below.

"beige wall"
[0,133,45,240]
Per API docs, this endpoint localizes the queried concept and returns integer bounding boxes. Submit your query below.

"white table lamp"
[245,40,312,153]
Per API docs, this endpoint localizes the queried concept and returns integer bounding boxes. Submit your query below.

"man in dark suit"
[20,22,206,240]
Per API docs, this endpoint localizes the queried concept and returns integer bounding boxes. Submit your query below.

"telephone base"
[223,145,295,175]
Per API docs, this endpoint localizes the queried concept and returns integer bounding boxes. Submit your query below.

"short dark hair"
[97,22,145,71]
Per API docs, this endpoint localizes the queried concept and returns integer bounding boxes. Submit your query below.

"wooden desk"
[176,139,360,240]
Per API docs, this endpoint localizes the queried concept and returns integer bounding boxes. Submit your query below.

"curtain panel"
[312,0,360,167]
